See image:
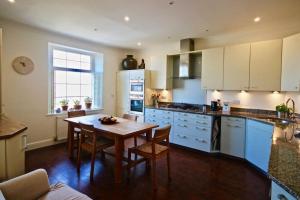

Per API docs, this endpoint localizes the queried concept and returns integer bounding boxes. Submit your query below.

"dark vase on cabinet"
[122,55,137,70]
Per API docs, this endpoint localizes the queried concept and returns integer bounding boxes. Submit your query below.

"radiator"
[55,116,68,141]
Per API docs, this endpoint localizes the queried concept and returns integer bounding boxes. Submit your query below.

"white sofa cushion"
[38,183,92,200]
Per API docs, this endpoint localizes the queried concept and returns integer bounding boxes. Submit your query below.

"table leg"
[68,123,74,159]
[145,129,152,169]
[114,136,124,184]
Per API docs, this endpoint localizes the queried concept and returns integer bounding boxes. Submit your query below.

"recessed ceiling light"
[169,1,175,5]
[124,16,130,22]
[137,42,142,46]
[254,17,261,22]
[8,0,15,3]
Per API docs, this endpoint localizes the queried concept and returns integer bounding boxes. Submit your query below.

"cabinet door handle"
[178,124,187,128]
[179,118,188,122]
[195,138,207,143]
[277,194,288,200]
[196,127,207,131]
[22,135,28,150]
[196,121,207,125]
[177,134,187,139]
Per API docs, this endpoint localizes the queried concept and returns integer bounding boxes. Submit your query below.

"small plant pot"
[277,111,287,119]
[85,102,92,109]
[74,105,82,110]
[61,105,68,111]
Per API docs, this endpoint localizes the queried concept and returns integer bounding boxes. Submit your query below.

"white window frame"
[48,43,103,113]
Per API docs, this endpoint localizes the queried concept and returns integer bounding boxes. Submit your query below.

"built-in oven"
[130,93,144,114]
[130,80,144,94]
[130,99,144,113]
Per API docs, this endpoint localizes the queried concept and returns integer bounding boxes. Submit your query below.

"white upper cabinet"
[149,55,172,89]
[201,47,224,90]
[281,33,300,91]
[224,43,250,90]
[250,39,282,91]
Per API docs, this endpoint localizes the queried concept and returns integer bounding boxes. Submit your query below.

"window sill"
[46,108,104,117]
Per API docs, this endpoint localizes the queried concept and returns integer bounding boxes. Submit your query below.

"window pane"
[55,97,64,109]
[67,84,80,96]
[81,85,92,97]
[81,55,91,63]
[81,62,91,70]
[67,52,81,61]
[53,50,66,59]
[67,60,81,69]
[53,58,66,68]
[68,97,81,106]
[55,84,66,97]
[55,71,66,83]
[81,73,92,84]
[67,71,80,84]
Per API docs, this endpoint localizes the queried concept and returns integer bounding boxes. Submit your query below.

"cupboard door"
[0,140,6,180]
[116,71,130,116]
[221,117,246,158]
[150,55,170,89]
[202,47,224,90]
[6,133,26,179]
[224,43,250,90]
[281,33,300,91]
[246,120,274,172]
[250,39,282,91]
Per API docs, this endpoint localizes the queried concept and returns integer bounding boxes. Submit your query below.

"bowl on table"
[99,116,118,125]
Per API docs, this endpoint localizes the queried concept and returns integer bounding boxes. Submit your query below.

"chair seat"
[133,142,168,155]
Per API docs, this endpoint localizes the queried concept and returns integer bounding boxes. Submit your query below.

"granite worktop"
[0,114,27,140]
[145,105,300,199]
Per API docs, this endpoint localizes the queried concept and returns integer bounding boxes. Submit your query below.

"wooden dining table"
[64,114,158,184]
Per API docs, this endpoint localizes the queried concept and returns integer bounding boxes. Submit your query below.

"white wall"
[0,19,130,149]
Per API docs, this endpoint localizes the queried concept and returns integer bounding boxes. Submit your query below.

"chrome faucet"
[286,98,296,119]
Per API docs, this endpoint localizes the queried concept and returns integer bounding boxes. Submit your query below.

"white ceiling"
[0,0,300,49]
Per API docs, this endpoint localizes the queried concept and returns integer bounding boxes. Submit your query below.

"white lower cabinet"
[145,108,212,152]
[221,117,246,158]
[173,112,212,152]
[0,132,27,181]
[245,119,274,172]
[271,181,296,200]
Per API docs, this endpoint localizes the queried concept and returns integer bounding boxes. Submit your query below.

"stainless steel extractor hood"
[179,39,194,78]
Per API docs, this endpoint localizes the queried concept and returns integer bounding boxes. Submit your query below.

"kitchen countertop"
[145,105,300,199]
[0,114,27,140]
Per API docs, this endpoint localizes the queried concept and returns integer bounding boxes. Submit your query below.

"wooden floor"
[26,142,270,200]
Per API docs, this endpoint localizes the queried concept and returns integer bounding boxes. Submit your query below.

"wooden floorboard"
[26,142,270,200]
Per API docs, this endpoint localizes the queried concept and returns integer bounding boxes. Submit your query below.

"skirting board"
[27,138,67,151]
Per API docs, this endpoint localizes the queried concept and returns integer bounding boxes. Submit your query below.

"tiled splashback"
[153,88,300,113]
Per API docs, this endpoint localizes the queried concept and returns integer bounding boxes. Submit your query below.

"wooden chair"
[123,114,138,146]
[127,125,172,191]
[77,123,114,181]
[68,110,86,150]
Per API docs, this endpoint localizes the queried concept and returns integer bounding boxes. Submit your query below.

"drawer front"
[173,133,210,152]
[145,117,160,125]
[222,117,245,126]
[190,135,211,152]
[271,181,296,200]
[190,126,211,141]
[193,114,212,123]
[145,109,173,120]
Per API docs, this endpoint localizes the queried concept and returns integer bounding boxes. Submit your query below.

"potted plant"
[275,103,290,118]
[151,93,160,108]
[84,97,92,109]
[73,99,82,110]
[60,99,69,111]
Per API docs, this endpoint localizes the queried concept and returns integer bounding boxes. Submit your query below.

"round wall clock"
[12,56,34,75]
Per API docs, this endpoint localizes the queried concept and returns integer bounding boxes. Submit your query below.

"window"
[48,43,103,113]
